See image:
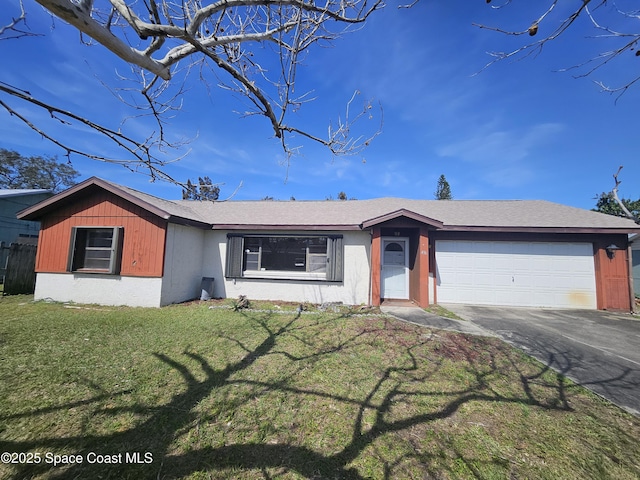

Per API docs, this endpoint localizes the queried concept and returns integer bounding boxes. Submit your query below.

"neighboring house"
[0,189,53,280]
[631,234,639,297]
[17,177,640,311]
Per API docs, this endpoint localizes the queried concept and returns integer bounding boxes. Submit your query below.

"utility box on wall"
[201,277,215,301]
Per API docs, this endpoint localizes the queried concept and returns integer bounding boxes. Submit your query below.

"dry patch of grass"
[0,295,639,479]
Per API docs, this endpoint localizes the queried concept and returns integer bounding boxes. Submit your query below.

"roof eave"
[212,224,362,231]
[361,209,445,229]
[17,177,174,221]
[439,225,640,234]
[169,216,212,229]
[0,189,52,199]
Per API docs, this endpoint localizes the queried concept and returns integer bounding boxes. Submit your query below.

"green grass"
[1,295,639,479]
[424,304,464,321]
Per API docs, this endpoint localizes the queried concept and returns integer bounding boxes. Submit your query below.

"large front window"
[244,237,327,273]
[226,235,343,281]
[68,227,123,274]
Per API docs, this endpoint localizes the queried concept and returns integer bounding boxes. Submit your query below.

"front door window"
[384,242,405,265]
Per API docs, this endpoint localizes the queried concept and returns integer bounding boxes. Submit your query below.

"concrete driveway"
[442,305,640,416]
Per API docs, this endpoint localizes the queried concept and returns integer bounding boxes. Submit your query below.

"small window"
[68,227,123,274]
[244,237,262,271]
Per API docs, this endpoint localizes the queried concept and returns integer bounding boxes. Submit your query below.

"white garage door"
[436,241,597,309]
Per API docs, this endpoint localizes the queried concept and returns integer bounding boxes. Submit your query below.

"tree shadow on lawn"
[496,328,638,414]
[0,309,632,479]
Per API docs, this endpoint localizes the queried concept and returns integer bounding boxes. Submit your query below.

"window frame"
[225,234,343,282]
[67,226,124,275]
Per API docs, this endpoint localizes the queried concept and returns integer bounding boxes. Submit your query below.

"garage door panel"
[490,273,513,286]
[473,256,495,269]
[436,241,597,309]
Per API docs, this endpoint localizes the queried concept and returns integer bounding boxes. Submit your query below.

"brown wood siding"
[371,227,381,306]
[373,224,432,307]
[35,191,167,277]
[593,235,631,311]
[408,226,430,308]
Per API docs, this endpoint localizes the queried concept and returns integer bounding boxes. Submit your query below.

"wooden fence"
[4,243,37,295]
[0,241,9,284]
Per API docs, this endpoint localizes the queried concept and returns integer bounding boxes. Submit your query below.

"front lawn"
[1,295,639,479]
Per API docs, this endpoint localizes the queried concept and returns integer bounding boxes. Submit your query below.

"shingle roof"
[102,180,210,225]
[175,197,640,232]
[16,177,640,233]
[17,177,208,227]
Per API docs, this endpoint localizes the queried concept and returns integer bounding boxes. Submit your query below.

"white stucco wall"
[202,230,372,305]
[34,273,164,307]
[160,223,205,306]
[429,273,436,305]
[34,223,206,308]
[35,228,371,307]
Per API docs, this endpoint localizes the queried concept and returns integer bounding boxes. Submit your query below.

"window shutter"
[226,235,244,278]
[110,227,124,275]
[326,236,344,282]
[67,227,79,272]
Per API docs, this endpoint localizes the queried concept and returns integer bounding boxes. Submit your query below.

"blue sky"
[1,1,638,209]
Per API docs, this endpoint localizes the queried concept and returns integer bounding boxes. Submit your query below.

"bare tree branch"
[0,81,185,184]
[476,1,640,96]
[32,0,385,144]
[34,0,172,79]
[611,166,640,224]
[0,1,42,40]
[282,90,383,157]
[2,0,385,185]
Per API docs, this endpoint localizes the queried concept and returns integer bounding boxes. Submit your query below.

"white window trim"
[241,270,328,280]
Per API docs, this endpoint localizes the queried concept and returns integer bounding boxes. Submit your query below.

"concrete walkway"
[380,305,495,337]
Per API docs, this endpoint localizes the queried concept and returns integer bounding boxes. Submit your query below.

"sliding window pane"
[83,249,112,269]
[86,229,114,248]
[308,255,327,273]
